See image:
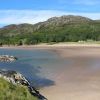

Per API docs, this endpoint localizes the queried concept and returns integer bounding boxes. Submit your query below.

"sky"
[0,0,100,27]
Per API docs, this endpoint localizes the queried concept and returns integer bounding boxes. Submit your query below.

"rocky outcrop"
[0,55,17,62]
[0,15,94,36]
[0,69,47,100]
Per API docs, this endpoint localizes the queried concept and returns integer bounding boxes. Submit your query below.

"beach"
[1,44,100,100]
[39,45,100,100]
[1,43,100,49]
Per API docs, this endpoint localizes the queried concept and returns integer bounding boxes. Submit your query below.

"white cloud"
[0,10,57,24]
[0,10,100,26]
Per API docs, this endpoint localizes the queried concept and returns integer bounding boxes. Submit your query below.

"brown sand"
[1,44,100,100]
[1,43,100,49]
[40,47,100,100]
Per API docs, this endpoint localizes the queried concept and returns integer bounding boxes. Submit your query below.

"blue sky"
[0,0,100,12]
[0,0,100,27]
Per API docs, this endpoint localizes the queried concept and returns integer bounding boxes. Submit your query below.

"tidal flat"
[0,46,100,100]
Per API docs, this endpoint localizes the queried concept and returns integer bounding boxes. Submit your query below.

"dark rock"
[0,69,47,100]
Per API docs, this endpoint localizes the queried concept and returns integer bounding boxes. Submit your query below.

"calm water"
[0,48,59,87]
[1,48,100,90]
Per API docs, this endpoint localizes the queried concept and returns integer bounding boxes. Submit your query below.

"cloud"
[0,10,68,25]
[0,10,100,26]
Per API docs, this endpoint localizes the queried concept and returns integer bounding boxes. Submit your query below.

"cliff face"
[0,69,47,100]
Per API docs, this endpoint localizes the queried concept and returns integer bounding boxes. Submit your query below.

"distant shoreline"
[0,43,100,49]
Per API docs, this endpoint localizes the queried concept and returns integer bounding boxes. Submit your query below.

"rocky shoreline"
[0,69,47,100]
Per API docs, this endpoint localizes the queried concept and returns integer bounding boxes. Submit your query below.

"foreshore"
[1,43,100,100]
[39,46,100,100]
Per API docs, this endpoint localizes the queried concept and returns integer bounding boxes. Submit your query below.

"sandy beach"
[1,43,100,49]
[39,45,100,100]
[1,44,100,100]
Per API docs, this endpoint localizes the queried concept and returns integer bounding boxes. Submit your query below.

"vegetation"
[0,15,100,45]
[0,78,37,100]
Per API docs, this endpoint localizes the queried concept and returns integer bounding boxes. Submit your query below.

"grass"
[0,78,37,100]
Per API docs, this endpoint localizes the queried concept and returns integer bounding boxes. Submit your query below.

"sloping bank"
[0,78,37,100]
[0,70,47,100]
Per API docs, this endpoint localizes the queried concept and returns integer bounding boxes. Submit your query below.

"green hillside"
[0,15,100,45]
[0,78,37,100]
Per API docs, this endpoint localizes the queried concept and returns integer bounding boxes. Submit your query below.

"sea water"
[0,48,58,87]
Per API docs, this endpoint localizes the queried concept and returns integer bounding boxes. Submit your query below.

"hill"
[0,15,100,45]
[0,78,37,100]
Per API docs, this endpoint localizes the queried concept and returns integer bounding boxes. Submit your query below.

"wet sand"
[40,47,100,100]
[1,45,100,100]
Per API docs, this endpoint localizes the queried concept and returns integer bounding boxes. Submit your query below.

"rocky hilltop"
[0,15,93,35]
[34,15,92,28]
[0,15,100,45]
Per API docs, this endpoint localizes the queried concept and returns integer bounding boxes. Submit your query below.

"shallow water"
[0,48,58,87]
[1,47,100,91]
